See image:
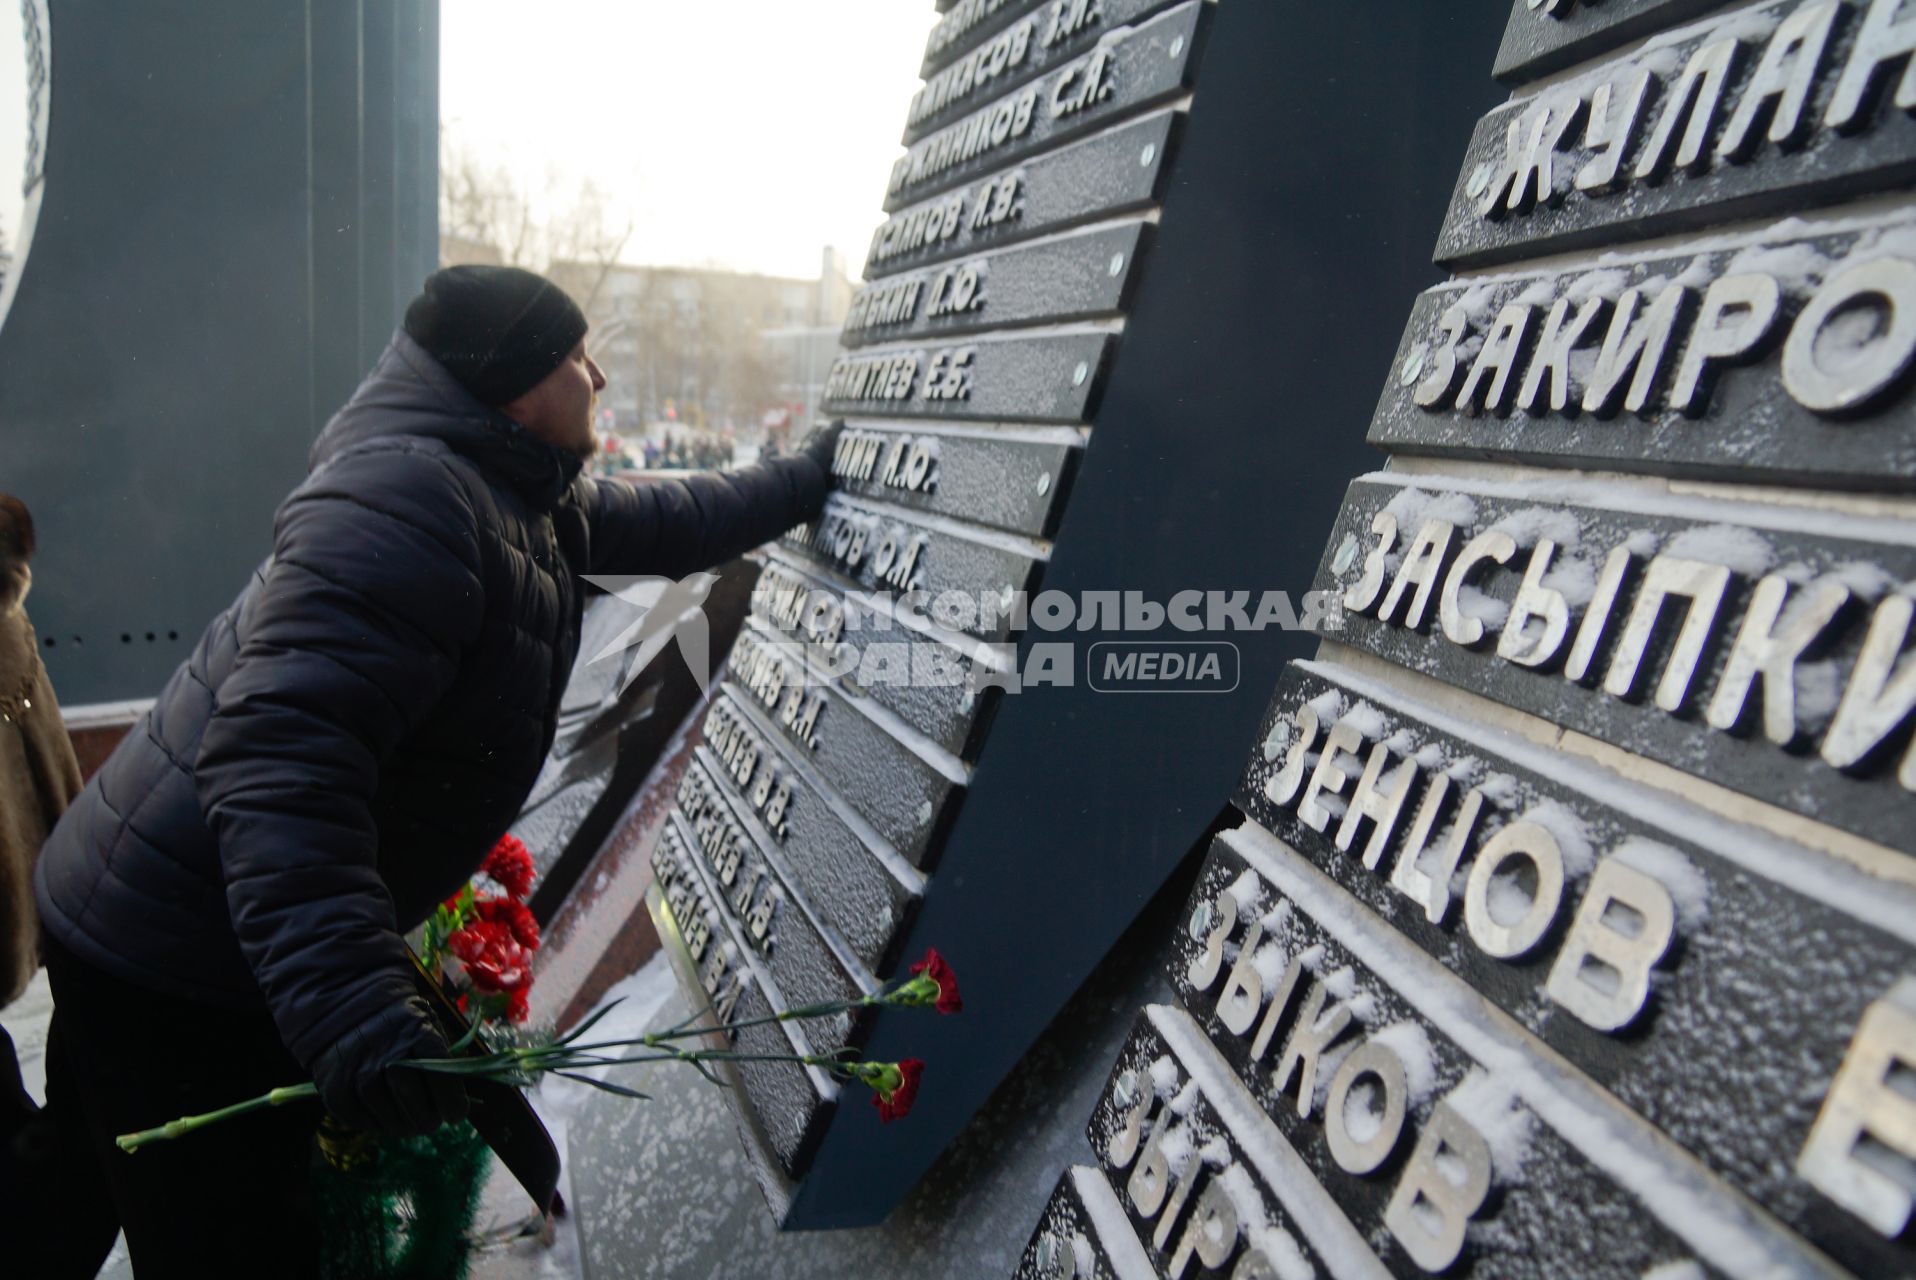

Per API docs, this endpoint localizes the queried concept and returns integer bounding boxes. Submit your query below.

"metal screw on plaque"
[1072,361,1089,387]
[1188,900,1213,939]
[1169,35,1184,58]
[1114,1069,1140,1109]
[1140,143,1156,168]
[1398,346,1426,387]
[1108,252,1125,277]
[1332,533,1359,574]
[1036,472,1052,496]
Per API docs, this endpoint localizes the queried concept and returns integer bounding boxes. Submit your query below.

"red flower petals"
[908,948,963,1015]
[475,895,541,951]
[871,1059,925,1124]
[482,835,536,901]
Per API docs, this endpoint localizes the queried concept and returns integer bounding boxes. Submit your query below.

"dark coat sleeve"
[581,454,830,579]
[195,444,486,1068]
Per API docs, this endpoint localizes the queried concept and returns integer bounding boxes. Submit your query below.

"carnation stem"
[115,1083,318,1154]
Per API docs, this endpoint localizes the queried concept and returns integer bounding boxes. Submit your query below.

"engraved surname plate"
[1014,1167,1156,1280]
[1374,213,1916,487]
[820,331,1110,425]
[1313,473,1916,854]
[652,819,832,1178]
[1234,660,1916,1274]
[1435,0,1916,267]
[908,0,1187,143]
[843,222,1148,347]
[1170,829,1834,1278]
[778,493,1046,647]
[866,110,1178,281]
[887,1,1205,213]
[753,553,998,762]
[826,421,1081,539]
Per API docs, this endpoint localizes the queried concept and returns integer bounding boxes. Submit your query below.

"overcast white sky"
[442,0,934,280]
[0,3,931,279]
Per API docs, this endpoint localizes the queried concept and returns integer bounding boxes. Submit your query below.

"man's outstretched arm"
[583,426,839,579]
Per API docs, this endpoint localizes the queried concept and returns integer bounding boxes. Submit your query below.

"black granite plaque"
[779,493,1048,646]
[1310,473,1916,855]
[1159,830,1839,1278]
[826,421,1082,538]
[1491,0,1728,85]
[1373,212,1916,487]
[1013,1167,1155,1280]
[753,553,1002,762]
[820,331,1110,424]
[887,2,1206,212]
[670,746,866,1028]
[679,746,919,974]
[650,818,835,1178]
[844,222,1149,347]
[922,0,1043,79]
[1435,0,1916,267]
[908,0,1187,143]
[1084,1017,1350,1280]
[716,653,964,869]
[867,110,1179,281]
[1232,659,1916,1275]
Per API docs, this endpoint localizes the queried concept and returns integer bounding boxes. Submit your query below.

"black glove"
[797,422,843,477]
[310,996,470,1138]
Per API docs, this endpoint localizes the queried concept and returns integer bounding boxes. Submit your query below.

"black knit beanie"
[403,265,589,407]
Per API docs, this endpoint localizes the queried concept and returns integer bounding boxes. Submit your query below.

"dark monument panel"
[650,820,834,1179]
[1371,212,1916,488]
[716,660,964,871]
[1492,0,1728,85]
[1162,832,1824,1279]
[668,746,867,1035]
[887,2,1207,212]
[754,553,1002,762]
[679,746,918,975]
[1012,1167,1155,1280]
[1084,1018,1348,1280]
[907,0,1187,143]
[1309,474,1916,855]
[866,110,1179,282]
[843,221,1149,348]
[820,331,1112,424]
[825,421,1082,538]
[778,493,1048,647]
[1232,660,1916,1275]
[1434,0,1916,267]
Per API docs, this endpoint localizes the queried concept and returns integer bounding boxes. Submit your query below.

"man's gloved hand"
[310,996,469,1138]
[796,422,843,477]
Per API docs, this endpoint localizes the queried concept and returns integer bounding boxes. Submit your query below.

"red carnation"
[448,920,532,995]
[906,948,963,1015]
[870,1059,925,1124]
[482,835,536,901]
[475,895,541,951]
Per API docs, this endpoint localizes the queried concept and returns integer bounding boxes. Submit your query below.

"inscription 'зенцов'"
[1375,213,1916,487]
[1233,662,1916,1271]
[1313,473,1916,855]
[1436,0,1916,266]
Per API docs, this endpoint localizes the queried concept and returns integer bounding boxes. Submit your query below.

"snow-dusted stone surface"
[1231,659,1915,1277]
[566,892,1176,1279]
[1311,472,1916,853]
[1436,0,1916,267]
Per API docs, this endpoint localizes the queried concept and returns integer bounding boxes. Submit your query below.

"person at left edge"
[31,265,841,1278]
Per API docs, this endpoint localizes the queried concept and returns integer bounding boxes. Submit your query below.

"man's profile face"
[500,340,608,460]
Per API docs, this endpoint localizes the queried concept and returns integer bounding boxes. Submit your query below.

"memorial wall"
[637,0,1511,1232]
[1017,0,1916,1276]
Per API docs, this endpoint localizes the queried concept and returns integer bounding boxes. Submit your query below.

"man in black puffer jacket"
[33,266,837,1277]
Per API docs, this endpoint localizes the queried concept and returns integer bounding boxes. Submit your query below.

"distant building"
[547,249,853,439]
